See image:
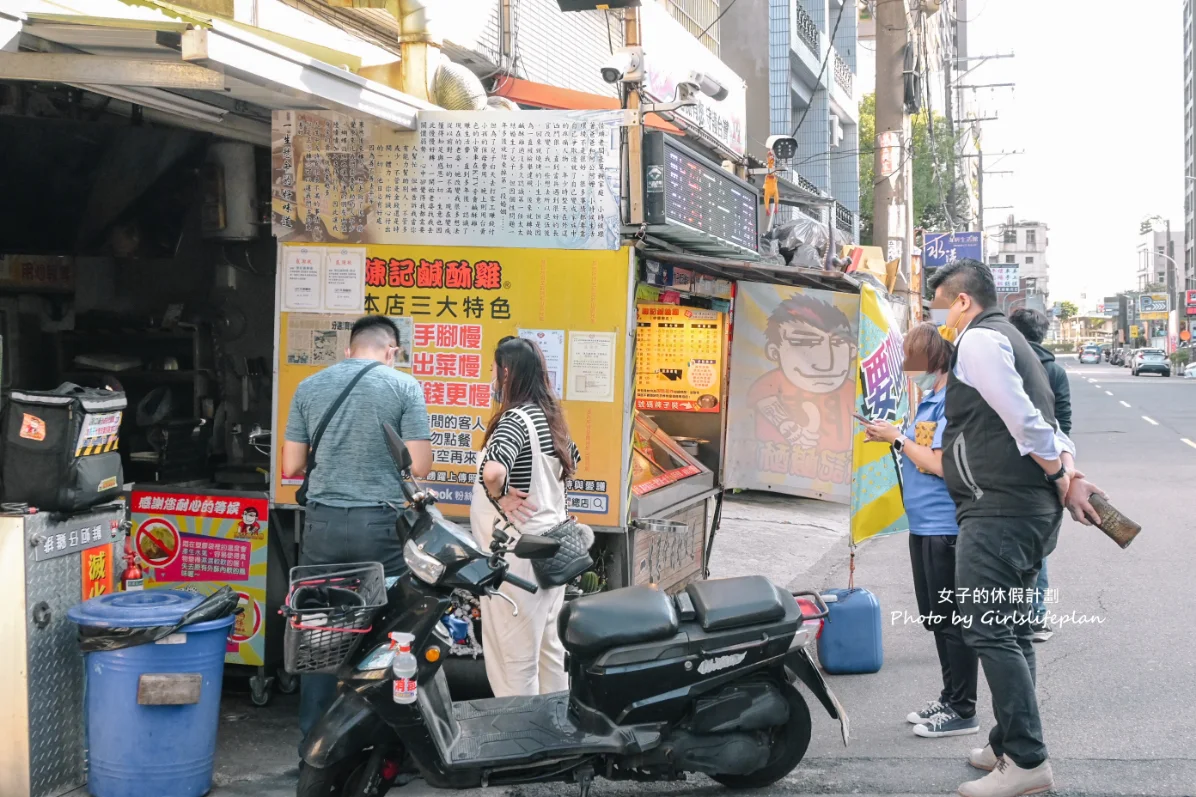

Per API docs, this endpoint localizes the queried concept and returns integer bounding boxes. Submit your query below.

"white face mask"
[912,372,938,391]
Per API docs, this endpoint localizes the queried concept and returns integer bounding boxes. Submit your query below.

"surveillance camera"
[766,135,798,161]
[600,47,643,84]
[684,70,729,101]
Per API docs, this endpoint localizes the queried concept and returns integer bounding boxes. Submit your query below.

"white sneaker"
[957,756,1054,797]
[968,744,999,771]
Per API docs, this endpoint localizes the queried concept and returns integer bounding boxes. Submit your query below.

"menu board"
[272,109,623,251]
[643,132,759,256]
[635,303,725,412]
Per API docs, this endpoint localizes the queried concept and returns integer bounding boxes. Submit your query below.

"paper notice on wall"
[282,247,324,311]
[566,331,616,403]
[285,314,357,366]
[324,248,365,312]
[519,328,565,398]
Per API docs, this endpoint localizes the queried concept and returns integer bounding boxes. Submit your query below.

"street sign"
[923,232,983,268]
[991,265,1019,292]
[1131,324,1141,339]
[1186,289,1196,316]
[1138,293,1169,321]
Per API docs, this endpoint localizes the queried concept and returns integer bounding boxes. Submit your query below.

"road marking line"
[1094,385,1102,389]
[1120,401,1131,408]
[1184,439,1196,450]
[1105,391,1114,396]
[1088,378,1097,383]
[1143,416,1159,425]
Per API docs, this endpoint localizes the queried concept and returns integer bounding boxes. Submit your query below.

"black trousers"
[298,503,404,742]
[956,512,1061,768]
[909,533,979,719]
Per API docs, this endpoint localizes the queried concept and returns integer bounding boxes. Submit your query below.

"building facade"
[722,0,860,240]
[1136,219,1183,291]
[991,218,1050,301]
[1186,0,1194,290]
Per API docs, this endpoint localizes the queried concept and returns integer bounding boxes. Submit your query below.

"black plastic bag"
[77,586,242,653]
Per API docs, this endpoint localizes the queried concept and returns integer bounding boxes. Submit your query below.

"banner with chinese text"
[273,245,633,527]
[271,110,622,250]
[133,491,270,666]
[850,284,910,544]
[724,283,861,503]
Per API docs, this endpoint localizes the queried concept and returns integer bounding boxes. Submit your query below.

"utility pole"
[624,7,643,225]
[873,0,913,320]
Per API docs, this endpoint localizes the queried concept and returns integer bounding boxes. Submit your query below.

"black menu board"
[643,131,759,257]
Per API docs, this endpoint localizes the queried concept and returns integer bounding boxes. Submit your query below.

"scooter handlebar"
[504,571,539,594]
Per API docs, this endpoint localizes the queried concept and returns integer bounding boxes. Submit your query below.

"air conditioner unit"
[829,114,844,150]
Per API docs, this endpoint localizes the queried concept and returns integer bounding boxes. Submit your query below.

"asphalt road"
[211,355,1196,797]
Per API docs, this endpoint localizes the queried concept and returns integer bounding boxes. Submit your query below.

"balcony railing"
[797,173,821,195]
[835,202,855,234]
[833,51,853,96]
[793,1,819,54]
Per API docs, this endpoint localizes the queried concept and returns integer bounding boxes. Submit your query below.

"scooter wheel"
[710,682,812,790]
[297,756,368,797]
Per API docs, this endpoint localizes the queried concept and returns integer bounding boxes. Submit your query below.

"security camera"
[682,70,729,101]
[766,135,798,161]
[600,47,643,84]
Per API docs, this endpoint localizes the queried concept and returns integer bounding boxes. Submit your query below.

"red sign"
[1186,290,1196,315]
[82,544,114,600]
[135,518,182,568]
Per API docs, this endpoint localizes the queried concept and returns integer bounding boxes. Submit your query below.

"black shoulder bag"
[295,361,382,507]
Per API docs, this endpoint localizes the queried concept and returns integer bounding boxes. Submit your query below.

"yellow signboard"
[274,245,633,527]
[1130,324,1141,339]
[635,304,725,413]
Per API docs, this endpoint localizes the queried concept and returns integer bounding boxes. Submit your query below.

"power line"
[695,0,739,44]
[790,0,850,137]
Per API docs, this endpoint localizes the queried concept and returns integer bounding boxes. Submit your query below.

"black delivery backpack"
[2,384,127,512]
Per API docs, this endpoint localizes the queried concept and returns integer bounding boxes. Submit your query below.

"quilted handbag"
[529,516,595,588]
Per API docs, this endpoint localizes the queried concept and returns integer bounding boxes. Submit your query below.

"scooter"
[297,425,849,796]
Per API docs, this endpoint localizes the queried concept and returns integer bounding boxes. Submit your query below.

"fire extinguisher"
[120,524,143,592]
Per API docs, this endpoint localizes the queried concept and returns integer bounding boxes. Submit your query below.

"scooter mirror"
[513,534,561,560]
[383,422,414,471]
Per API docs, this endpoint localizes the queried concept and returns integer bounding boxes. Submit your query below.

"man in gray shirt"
[281,314,431,739]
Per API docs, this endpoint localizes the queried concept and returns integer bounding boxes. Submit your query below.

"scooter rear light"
[795,597,824,639]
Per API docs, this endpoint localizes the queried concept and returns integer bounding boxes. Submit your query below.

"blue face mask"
[491,381,502,405]
[912,372,938,391]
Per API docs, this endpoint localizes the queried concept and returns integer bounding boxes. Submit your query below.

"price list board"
[643,132,759,257]
[635,303,725,413]
[272,109,623,250]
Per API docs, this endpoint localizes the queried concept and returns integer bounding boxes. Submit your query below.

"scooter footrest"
[445,693,639,765]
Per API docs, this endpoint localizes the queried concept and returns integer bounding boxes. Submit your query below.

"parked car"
[1079,346,1102,364]
[1132,348,1170,377]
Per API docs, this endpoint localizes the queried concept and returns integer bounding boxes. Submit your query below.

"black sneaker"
[914,707,980,738]
[1031,619,1054,643]
[906,698,948,724]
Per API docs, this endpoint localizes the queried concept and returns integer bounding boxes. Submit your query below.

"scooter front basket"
[282,563,387,674]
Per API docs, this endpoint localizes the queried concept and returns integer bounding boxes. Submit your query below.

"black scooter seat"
[558,585,679,659]
[686,575,787,632]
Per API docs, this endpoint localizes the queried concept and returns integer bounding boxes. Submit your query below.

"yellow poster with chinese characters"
[635,304,725,412]
[274,245,633,527]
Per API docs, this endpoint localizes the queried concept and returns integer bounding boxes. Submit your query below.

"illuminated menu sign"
[643,132,759,257]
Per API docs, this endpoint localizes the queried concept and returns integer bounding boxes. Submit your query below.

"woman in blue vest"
[863,322,979,739]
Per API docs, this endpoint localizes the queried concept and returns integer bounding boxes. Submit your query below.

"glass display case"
[630,412,715,518]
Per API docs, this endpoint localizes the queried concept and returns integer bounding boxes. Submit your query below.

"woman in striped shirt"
[469,336,580,696]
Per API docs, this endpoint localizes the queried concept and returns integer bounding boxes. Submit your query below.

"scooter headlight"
[404,539,446,584]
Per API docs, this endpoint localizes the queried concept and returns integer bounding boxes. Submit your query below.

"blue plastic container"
[816,587,884,674]
[67,590,234,797]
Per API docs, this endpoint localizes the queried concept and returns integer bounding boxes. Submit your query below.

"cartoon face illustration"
[242,507,258,526]
[765,295,857,394]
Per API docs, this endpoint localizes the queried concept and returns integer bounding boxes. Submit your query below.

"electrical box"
[201,142,258,242]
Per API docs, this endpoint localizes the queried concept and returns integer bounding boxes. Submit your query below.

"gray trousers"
[298,502,404,741]
[956,511,1061,768]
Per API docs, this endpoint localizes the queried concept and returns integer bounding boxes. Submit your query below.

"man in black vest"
[927,260,1103,797]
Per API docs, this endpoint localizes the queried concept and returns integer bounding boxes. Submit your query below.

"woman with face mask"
[863,322,979,741]
[470,336,581,697]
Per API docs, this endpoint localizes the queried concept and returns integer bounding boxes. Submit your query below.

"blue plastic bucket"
[68,590,234,797]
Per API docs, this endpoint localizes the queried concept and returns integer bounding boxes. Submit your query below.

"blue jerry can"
[816,587,883,674]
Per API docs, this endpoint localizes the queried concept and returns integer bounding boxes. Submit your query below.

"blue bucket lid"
[67,589,204,628]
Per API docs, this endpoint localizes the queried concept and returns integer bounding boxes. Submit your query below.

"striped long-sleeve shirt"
[480,404,581,493]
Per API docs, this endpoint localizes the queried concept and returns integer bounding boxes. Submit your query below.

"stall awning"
[1,1,434,146]
[492,77,681,134]
[637,241,862,295]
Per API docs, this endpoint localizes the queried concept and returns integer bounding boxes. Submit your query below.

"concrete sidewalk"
[196,490,851,797]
